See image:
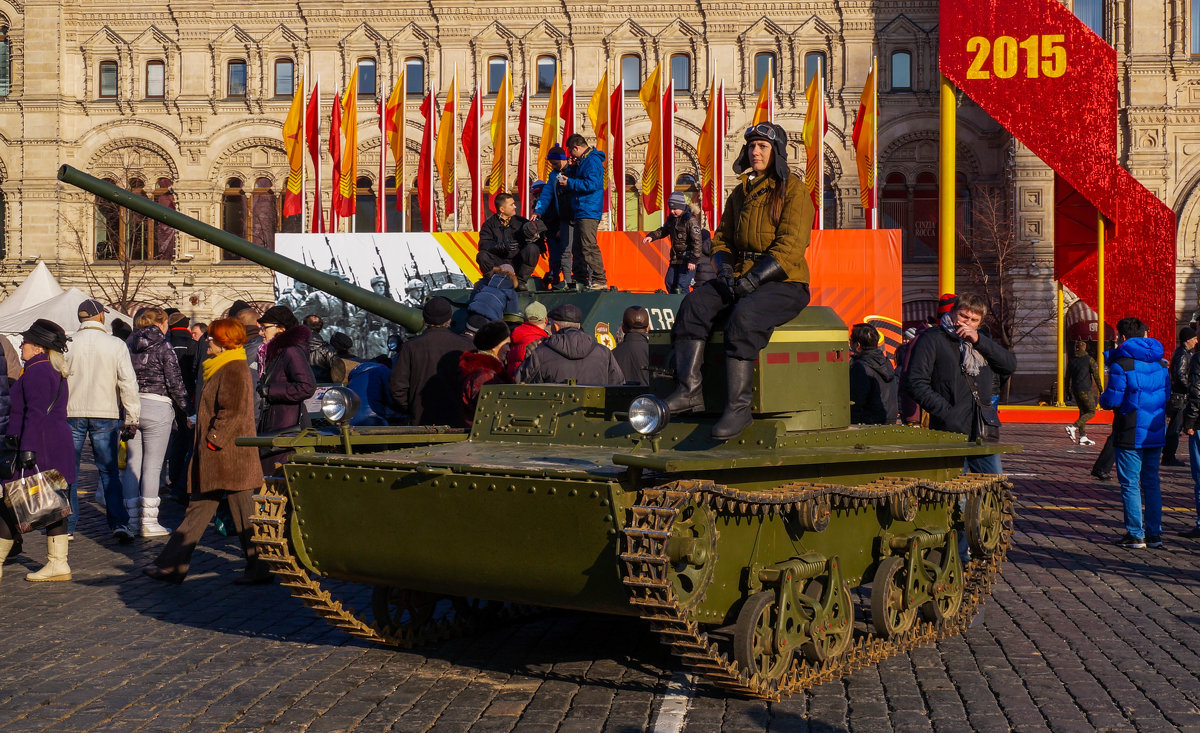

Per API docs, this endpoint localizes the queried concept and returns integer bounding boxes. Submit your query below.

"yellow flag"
[536,73,561,181]
[338,69,359,210]
[802,74,823,199]
[282,74,305,205]
[639,62,663,213]
[386,72,406,167]
[488,71,512,195]
[586,69,610,211]
[752,66,772,125]
[435,72,458,215]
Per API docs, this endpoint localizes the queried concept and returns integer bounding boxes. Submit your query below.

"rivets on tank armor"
[568,488,577,496]
[529,487,537,494]
[549,487,557,495]
[600,499,609,507]
[603,515,613,522]
[590,490,600,498]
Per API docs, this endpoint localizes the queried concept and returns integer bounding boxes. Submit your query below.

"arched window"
[536,56,556,95]
[227,60,247,97]
[251,177,278,250]
[675,173,699,204]
[0,24,9,97]
[804,52,825,86]
[405,58,424,95]
[145,60,165,99]
[890,51,912,91]
[221,177,247,260]
[911,172,939,262]
[624,172,643,230]
[384,175,403,232]
[670,54,691,92]
[487,57,507,95]
[153,178,176,259]
[355,176,377,233]
[357,58,376,97]
[125,179,150,260]
[275,58,294,97]
[95,178,122,260]
[823,182,838,229]
[99,61,118,99]
[1074,0,1104,37]
[621,55,641,95]
[754,52,776,91]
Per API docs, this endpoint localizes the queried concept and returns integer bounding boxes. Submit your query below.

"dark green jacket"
[711,173,814,283]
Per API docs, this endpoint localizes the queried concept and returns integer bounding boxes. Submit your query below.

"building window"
[384,176,403,232]
[221,177,247,259]
[406,58,424,95]
[754,52,776,91]
[804,52,825,86]
[357,58,376,97]
[1075,0,1103,38]
[123,179,150,260]
[624,173,644,229]
[355,176,377,233]
[99,61,118,99]
[0,25,11,97]
[275,59,294,97]
[535,56,556,95]
[823,182,838,229]
[891,51,912,90]
[621,55,641,95]
[251,177,278,250]
[145,60,164,99]
[153,178,176,259]
[227,60,247,97]
[670,54,691,92]
[487,57,507,95]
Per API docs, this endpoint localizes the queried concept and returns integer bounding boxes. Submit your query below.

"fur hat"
[258,305,299,330]
[732,122,790,181]
[474,320,511,352]
[21,318,69,353]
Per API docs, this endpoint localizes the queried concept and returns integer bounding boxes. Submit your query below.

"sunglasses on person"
[744,123,778,141]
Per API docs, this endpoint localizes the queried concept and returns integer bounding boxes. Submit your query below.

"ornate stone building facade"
[0,0,1196,393]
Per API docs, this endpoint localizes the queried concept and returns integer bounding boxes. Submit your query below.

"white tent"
[0,262,64,319]
[0,263,131,339]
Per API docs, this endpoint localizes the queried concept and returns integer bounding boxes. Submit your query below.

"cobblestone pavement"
[1,424,1199,732]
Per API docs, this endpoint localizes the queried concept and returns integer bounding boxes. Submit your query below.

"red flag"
[462,90,481,229]
[305,80,324,233]
[560,83,574,147]
[515,86,529,217]
[610,82,624,229]
[328,87,342,231]
[418,91,437,232]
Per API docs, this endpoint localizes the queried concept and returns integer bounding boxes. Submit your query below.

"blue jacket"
[347,361,394,426]
[564,147,607,220]
[534,170,571,223]
[468,273,519,321]
[1099,337,1169,449]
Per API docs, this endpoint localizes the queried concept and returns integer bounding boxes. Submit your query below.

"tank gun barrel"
[57,164,426,332]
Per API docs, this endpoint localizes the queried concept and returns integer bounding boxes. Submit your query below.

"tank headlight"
[629,395,670,436]
[320,386,361,425]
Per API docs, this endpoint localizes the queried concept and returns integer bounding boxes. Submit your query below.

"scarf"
[202,346,246,382]
[939,312,987,377]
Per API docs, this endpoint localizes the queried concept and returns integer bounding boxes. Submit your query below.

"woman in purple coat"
[0,319,77,583]
[256,306,315,473]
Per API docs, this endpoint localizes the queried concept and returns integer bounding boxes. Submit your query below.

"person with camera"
[664,122,814,441]
[478,193,539,289]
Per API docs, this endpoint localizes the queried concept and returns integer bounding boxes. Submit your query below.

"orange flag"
[385,71,407,217]
[851,64,877,217]
[536,73,561,181]
[698,74,717,225]
[488,69,512,195]
[586,70,610,214]
[281,75,305,217]
[435,71,458,216]
[752,66,772,125]
[802,73,827,216]
[335,69,359,217]
[639,62,663,214]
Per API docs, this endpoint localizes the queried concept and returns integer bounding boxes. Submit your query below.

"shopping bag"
[3,469,72,533]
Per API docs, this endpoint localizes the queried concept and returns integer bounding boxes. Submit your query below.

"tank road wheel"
[920,542,965,623]
[666,501,718,609]
[797,495,831,533]
[733,591,794,683]
[966,487,1005,559]
[871,556,917,638]
[799,577,855,663]
[372,587,439,634]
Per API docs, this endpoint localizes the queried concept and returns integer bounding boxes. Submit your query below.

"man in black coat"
[516,304,624,386]
[848,323,898,425]
[1163,326,1196,465]
[613,306,651,386]
[903,293,1016,473]
[389,297,474,427]
[478,193,539,287]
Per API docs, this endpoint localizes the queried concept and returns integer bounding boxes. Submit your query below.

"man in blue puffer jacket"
[1100,316,1169,549]
[558,133,608,290]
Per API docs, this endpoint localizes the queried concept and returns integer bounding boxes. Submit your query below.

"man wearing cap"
[478,193,538,289]
[643,193,703,294]
[389,296,474,427]
[557,134,608,290]
[505,302,550,380]
[613,306,651,386]
[65,298,142,540]
[517,304,624,385]
[532,145,575,288]
[1162,326,1197,464]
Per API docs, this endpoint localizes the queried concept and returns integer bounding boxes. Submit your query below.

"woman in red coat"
[144,318,267,584]
[459,321,512,428]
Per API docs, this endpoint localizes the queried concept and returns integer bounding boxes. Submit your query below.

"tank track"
[250,476,532,648]
[619,474,1013,701]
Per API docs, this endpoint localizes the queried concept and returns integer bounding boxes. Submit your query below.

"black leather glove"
[712,250,737,303]
[2,434,18,450]
[120,424,139,441]
[732,255,787,299]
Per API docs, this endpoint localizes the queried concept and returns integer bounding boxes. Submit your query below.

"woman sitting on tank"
[664,122,815,441]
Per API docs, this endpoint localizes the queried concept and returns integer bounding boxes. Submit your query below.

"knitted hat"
[732,122,790,181]
[258,305,299,330]
[937,293,958,315]
[667,191,687,210]
[423,295,454,325]
[474,320,511,352]
[330,332,354,352]
[523,301,547,323]
[21,318,69,353]
[547,146,569,161]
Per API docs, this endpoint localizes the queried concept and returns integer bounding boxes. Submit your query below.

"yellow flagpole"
[939,75,956,296]
[1098,212,1106,387]
[1056,281,1065,406]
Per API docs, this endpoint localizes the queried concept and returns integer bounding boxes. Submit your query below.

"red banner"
[940,1,1176,341]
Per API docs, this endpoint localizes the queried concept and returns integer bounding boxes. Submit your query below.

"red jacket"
[459,351,511,427]
[504,323,549,380]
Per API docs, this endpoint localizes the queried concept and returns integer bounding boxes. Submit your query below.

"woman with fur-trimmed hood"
[255,305,316,436]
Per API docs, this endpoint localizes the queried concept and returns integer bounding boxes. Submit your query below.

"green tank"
[60,164,1016,701]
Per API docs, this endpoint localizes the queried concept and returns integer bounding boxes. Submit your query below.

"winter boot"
[664,340,707,414]
[0,537,12,583]
[711,357,756,441]
[123,498,141,537]
[26,535,71,582]
[141,497,171,538]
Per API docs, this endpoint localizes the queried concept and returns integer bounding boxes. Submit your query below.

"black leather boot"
[664,340,706,414]
[711,357,756,441]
